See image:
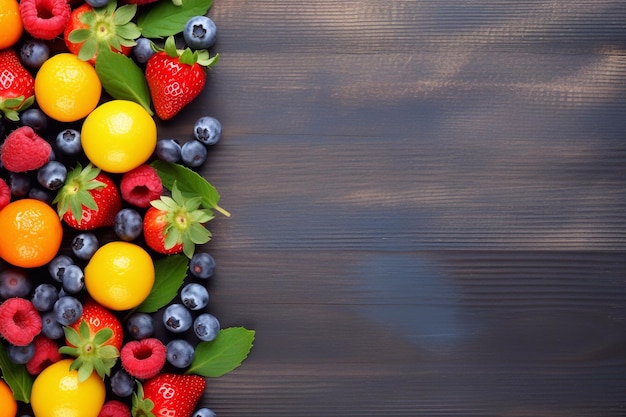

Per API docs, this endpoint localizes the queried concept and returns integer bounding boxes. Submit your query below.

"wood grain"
[156,0,626,415]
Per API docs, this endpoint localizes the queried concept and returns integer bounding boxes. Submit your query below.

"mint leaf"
[95,48,153,115]
[0,344,33,403]
[186,327,255,377]
[136,255,188,313]
[138,0,213,38]
[151,161,230,217]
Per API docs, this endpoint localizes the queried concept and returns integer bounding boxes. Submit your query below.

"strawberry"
[132,374,206,417]
[145,36,219,120]
[0,49,35,121]
[59,299,123,382]
[63,1,140,64]
[143,182,214,258]
[52,163,123,230]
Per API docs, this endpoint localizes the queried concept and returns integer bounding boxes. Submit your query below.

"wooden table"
[165,1,626,415]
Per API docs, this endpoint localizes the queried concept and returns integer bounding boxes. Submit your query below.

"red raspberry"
[26,334,62,375]
[1,126,52,172]
[19,0,71,40]
[0,178,10,210]
[120,338,167,379]
[0,298,42,346]
[98,400,131,417]
[120,164,163,208]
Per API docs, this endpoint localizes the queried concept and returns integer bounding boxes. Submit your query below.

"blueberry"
[193,313,220,341]
[71,232,99,260]
[183,16,217,49]
[53,295,83,326]
[0,268,32,299]
[8,172,32,197]
[28,187,53,204]
[193,408,217,417]
[181,283,209,311]
[55,129,82,155]
[114,208,143,241]
[166,339,195,368]
[7,342,35,364]
[132,37,156,65]
[162,304,193,333]
[85,0,108,7]
[61,264,85,294]
[20,40,50,69]
[37,160,67,191]
[193,116,221,146]
[189,252,216,279]
[155,139,182,163]
[20,108,48,133]
[126,312,154,340]
[48,255,74,283]
[41,311,65,339]
[31,283,59,311]
[181,140,208,168]
[110,368,135,397]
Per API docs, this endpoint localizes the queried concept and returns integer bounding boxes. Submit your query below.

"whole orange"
[0,0,23,50]
[0,379,17,417]
[0,199,63,268]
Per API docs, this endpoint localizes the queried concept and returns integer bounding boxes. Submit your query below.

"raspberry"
[120,164,163,208]
[1,126,52,173]
[19,0,71,41]
[120,338,167,379]
[0,178,10,210]
[98,400,131,417]
[26,334,62,375]
[0,298,42,346]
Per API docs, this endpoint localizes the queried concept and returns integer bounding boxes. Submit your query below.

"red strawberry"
[0,49,35,121]
[52,163,123,230]
[68,298,124,350]
[132,374,206,417]
[145,36,218,120]
[143,182,214,258]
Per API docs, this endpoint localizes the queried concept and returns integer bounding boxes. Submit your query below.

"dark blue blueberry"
[126,312,154,340]
[8,172,32,197]
[28,187,53,204]
[41,310,65,339]
[20,108,48,133]
[61,264,84,294]
[193,313,220,341]
[132,37,156,65]
[20,40,50,69]
[193,408,217,417]
[85,0,109,7]
[110,368,135,397]
[53,295,83,326]
[114,208,143,241]
[31,283,59,311]
[166,339,195,368]
[181,140,208,168]
[193,116,221,146]
[189,252,216,279]
[162,304,193,333]
[181,283,209,311]
[48,255,74,283]
[7,342,35,364]
[0,268,32,299]
[183,16,217,49]
[37,160,67,190]
[155,139,182,163]
[55,129,82,155]
[71,232,99,261]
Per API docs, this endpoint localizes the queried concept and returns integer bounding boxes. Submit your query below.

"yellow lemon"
[34,53,101,122]
[31,359,105,417]
[84,241,155,311]
[0,379,17,417]
[81,100,157,173]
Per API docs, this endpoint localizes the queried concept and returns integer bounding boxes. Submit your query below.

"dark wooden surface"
[161,1,626,415]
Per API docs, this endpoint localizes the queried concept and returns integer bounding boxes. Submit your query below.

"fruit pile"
[0,1,254,417]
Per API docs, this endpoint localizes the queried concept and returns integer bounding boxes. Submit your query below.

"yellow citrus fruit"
[31,359,105,417]
[84,241,155,311]
[0,199,63,268]
[34,53,101,122]
[0,379,17,417]
[0,0,23,50]
[81,100,157,173]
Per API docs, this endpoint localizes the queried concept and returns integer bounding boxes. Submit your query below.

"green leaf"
[0,344,33,403]
[151,161,230,217]
[138,0,213,38]
[136,255,188,313]
[95,48,153,115]
[186,327,255,377]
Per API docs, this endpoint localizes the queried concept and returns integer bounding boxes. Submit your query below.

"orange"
[0,199,63,268]
[0,0,23,50]
[81,100,157,173]
[0,379,17,417]
[34,53,102,122]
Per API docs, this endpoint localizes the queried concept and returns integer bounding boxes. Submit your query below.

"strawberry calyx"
[59,320,120,382]
[131,382,155,417]
[68,0,141,62]
[158,35,219,68]
[0,95,34,122]
[150,181,214,258]
[52,163,105,224]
